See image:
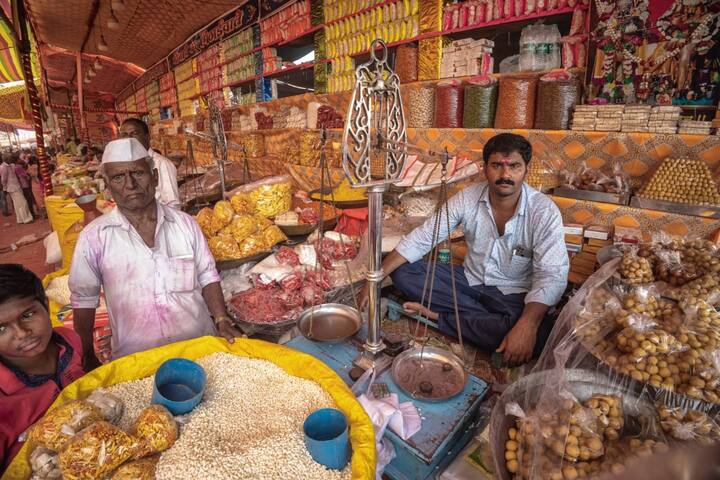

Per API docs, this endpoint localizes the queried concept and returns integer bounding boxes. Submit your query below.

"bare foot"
[403,302,439,321]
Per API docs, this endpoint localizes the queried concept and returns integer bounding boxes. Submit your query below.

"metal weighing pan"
[489,368,664,480]
[308,188,369,209]
[297,303,362,343]
[277,216,338,236]
[390,346,468,402]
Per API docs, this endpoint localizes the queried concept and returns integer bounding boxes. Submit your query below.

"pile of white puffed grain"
[104,353,352,480]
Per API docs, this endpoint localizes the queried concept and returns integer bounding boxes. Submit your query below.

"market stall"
[6,0,720,478]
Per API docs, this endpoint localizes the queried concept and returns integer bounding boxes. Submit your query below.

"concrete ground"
[0,182,54,277]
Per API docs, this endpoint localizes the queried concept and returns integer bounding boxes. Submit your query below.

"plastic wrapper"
[230,193,255,215]
[85,390,124,426]
[656,404,720,444]
[238,234,266,257]
[434,81,464,128]
[229,175,292,218]
[570,7,585,35]
[27,401,103,452]
[226,215,257,243]
[131,405,178,458]
[195,208,219,238]
[394,43,418,83]
[261,224,288,248]
[463,76,498,129]
[58,421,137,480]
[213,200,234,227]
[110,456,159,480]
[208,233,242,261]
[495,75,538,129]
[534,73,580,130]
[29,447,61,479]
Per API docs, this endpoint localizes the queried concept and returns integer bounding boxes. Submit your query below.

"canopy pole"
[15,1,52,197]
[76,52,87,143]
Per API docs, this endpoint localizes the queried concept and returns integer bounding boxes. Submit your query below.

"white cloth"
[8,190,32,223]
[69,201,220,359]
[150,149,180,209]
[0,162,21,192]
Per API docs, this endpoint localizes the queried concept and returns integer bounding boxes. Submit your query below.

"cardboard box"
[582,244,603,254]
[613,225,643,244]
[588,238,613,247]
[564,223,584,236]
[584,225,612,241]
[571,262,596,276]
[565,234,584,245]
[566,243,582,253]
[571,257,596,271]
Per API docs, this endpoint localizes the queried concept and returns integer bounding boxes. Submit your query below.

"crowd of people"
[0,150,39,224]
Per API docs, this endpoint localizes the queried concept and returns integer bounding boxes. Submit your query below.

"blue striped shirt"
[395,182,569,306]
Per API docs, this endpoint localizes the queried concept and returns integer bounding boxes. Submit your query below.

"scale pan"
[298,303,362,343]
[391,346,467,402]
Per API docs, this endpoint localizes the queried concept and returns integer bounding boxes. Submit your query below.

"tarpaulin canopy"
[0,82,31,128]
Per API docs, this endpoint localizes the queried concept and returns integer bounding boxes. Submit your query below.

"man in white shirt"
[120,118,180,208]
[0,153,32,224]
[69,138,240,370]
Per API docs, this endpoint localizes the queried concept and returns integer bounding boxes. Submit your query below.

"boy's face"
[0,297,52,360]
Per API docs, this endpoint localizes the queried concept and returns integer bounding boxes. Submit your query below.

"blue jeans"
[390,261,553,356]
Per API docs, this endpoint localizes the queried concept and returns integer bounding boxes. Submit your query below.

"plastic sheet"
[228,175,292,218]
[534,74,581,130]
[463,76,498,129]
[434,80,464,128]
[394,44,418,84]
[407,86,435,128]
[495,74,538,129]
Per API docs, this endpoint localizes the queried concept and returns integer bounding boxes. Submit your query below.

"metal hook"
[369,39,388,65]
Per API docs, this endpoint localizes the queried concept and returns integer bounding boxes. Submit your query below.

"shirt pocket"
[166,256,196,293]
[506,255,532,278]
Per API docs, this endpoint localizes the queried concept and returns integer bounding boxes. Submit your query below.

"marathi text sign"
[170,1,259,68]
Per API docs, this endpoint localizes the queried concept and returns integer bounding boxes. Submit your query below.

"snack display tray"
[630,197,720,219]
[553,187,631,206]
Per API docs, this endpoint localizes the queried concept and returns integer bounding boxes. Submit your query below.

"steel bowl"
[390,346,468,402]
[297,303,362,343]
[489,368,664,480]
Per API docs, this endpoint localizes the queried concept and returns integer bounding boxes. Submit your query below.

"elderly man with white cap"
[69,138,240,370]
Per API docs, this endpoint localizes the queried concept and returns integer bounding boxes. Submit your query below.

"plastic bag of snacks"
[656,403,720,444]
[58,421,137,480]
[495,74,538,129]
[229,175,292,218]
[131,405,178,458]
[261,225,288,248]
[85,390,124,425]
[238,234,266,257]
[230,192,255,215]
[213,200,235,226]
[27,400,103,452]
[110,455,159,480]
[226,215,257,243]
[207,234,242,261]
[29,447,61,479]
[195,207,220,237]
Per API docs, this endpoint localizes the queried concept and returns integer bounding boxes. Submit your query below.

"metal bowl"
[297,303,362,343]
[277,216,337,237]
[390,346,468,402]
[309,188,368,209]
[489,368,664,480]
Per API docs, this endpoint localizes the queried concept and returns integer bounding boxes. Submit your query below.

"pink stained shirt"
[68,201,220,359]
[0,327,85,472]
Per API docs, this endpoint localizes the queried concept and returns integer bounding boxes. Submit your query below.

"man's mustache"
[495,178,515,186]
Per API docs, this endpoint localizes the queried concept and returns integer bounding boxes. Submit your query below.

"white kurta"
[149,149,180,209]
[0,163,32,224]
[69,202,220,358]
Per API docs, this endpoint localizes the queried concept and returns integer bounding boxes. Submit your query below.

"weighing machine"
[288,39,490,478]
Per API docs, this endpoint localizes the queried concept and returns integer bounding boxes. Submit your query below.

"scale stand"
[342,39,407,372]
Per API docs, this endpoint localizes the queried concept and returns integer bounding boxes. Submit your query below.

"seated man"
[362,133,568,365]
[0,264,85,470]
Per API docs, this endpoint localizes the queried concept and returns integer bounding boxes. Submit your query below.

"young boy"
[0,264,85,472]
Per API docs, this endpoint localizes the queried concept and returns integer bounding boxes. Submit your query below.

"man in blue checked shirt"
[360,133,569,365]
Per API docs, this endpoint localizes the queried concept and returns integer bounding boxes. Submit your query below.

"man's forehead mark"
[492,156,519,166]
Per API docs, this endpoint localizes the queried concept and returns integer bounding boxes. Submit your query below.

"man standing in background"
[0,153,32,224]
[120,118,180,209]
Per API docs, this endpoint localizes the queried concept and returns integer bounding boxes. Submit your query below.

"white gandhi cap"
[102,138,150,164]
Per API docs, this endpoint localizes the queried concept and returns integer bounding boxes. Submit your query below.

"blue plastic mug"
[303,408,351,470]
[151,358,206,415]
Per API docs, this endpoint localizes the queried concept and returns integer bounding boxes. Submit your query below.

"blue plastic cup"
[151,358,206,415]
[303,408,351,470]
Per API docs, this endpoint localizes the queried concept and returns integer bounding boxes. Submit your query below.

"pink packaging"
[525,0,536,15]
[494,0,502,20]
[443,6,454,30]
[459,4,470,28]
[452,7,460,29]
[477,2,487,23]
[570,8,585,35]
[576,43,586,67]
[538,0,546,11]
[558,0,568,7]
[504,0,514,18]
[567,0,577,6]
[548,0,558,8]
[562,43,575,68]
[514,0,524,17]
